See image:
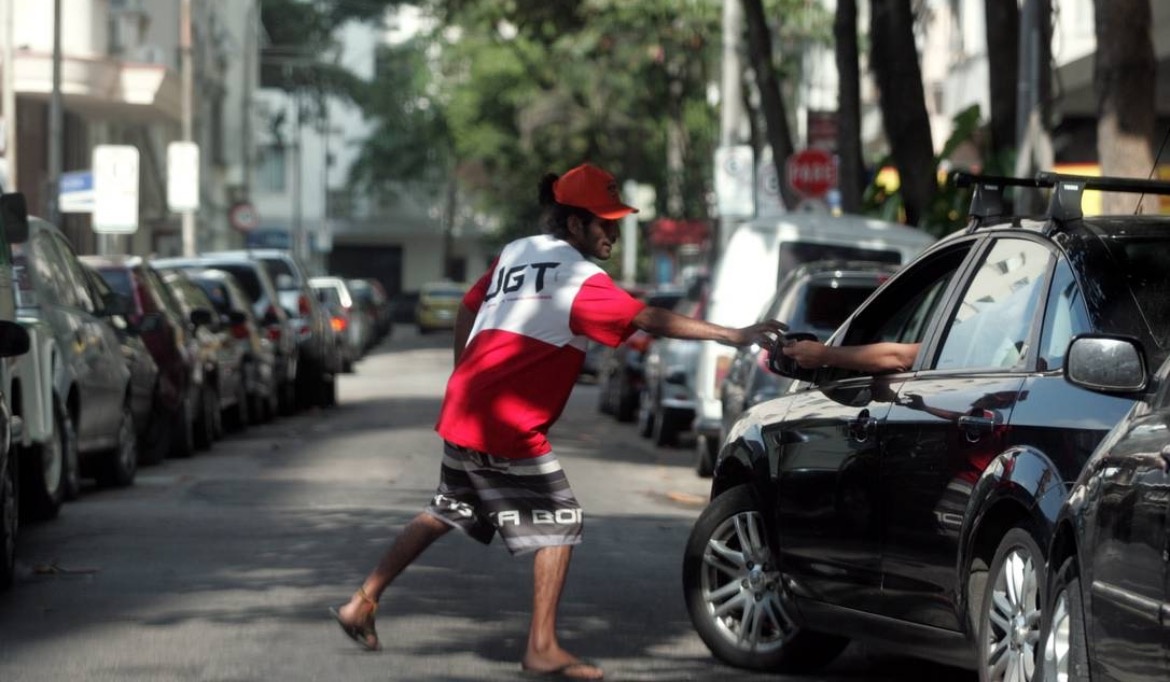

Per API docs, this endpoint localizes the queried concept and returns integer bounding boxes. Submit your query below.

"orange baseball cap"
[552,163,639,220]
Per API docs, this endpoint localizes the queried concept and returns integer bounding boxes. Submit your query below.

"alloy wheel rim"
[700,510,796,653]
[985,547,1041,681]
[1043,585,1070,682]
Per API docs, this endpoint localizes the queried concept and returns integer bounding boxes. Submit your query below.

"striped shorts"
[424,442,584,555]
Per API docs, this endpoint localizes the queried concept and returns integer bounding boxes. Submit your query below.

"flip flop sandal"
[329,587,382,652]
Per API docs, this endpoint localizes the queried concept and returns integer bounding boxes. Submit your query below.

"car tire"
[20,395,72,521]
[695,433,717,478]
[637,391,655,438]
[683,484,848,672]
[169,392,196,459]
[96,403,137,488]
[320,372,337,407]
[653,406,681,447]
[1,445,17,589]
[976,526,1045,682]
[193,385,215,451]
[1040,557,1090,682]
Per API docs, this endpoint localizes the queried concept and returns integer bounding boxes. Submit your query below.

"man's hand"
[781,339,827,368]
[726,319,788,348]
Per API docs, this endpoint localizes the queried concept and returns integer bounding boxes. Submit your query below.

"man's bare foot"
[521,652,603,680]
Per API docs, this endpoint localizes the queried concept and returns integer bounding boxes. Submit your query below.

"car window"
[843,246,970,348]
[1038,259,1091,372]
[777,242,901,284]
[54,234,97,313]
[935,238,1053,371]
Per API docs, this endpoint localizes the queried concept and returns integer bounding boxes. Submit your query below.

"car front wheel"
[20,395,72,520]
[682,484,847,672]
[1040,556,1089,682]
[978,526,1045,682]
[96,403,137,488]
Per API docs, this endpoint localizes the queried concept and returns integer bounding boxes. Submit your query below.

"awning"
[12,50,181,123]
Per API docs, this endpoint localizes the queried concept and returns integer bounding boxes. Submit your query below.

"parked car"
[210,250,336,408]
[12,218,138,492]
[0,192,32,589]
[712,261,897,475]
[153,255,299,416]
[638,296,706,448]
[1040,337,1170,681]
[82,255,201,462]
[596,287,685,421]
[415,281,467,334]
[690,214,935,487]
[682,173,1170,679]
[310,275,366,373]
[78,261,158,463]
[184,268,279,423]
[348,277,391,347]
[158,269,250,433]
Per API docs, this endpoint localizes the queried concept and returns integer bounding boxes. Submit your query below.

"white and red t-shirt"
[436,234,645,458]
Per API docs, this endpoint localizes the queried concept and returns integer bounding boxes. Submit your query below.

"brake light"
[266,326,282,342]
[298,295,311,316]
[331,316,348,333]
[231,323,250,340]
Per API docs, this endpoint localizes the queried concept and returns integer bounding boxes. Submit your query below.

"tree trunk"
[741,0,797,209]
[870,0,935,225]
[1095,0,1156,214]
[984,0,1019,161]
[834,0,863,213]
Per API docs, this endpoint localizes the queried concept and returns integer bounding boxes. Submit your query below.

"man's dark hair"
[538,172,595,238]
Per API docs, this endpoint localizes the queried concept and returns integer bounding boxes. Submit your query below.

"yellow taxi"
[415,281,468,333]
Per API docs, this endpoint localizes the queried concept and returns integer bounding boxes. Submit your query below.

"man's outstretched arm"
[631,306,785,348]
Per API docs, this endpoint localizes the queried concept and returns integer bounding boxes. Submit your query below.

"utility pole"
[180,0,196,255]
[1,0,16,191]
[717,0,746,256]
[47,0,62,224]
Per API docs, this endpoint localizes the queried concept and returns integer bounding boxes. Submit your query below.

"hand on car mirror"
[779,337,826,369]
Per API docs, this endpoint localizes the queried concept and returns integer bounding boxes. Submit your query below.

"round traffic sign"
[786,148,838,198]
[229,202,260,232]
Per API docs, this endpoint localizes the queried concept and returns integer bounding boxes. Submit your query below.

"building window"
[256,145,286,192]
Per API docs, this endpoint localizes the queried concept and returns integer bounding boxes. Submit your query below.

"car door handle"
[957,409,996,442]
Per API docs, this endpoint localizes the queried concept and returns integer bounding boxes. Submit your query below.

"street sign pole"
[180,0,195,256]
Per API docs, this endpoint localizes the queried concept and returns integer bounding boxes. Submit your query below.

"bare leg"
[522,545,603,680]
[336,513,450,628]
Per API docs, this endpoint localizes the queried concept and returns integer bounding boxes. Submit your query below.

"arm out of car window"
[783,340,921,374]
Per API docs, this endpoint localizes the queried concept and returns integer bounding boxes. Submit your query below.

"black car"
[1039,337,1170,682]
[683,173,1170,679]
[713,260,896,475]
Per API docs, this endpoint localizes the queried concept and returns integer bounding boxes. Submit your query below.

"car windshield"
[96,268,134,299]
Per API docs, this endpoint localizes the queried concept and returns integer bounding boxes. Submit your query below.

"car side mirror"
[0,320,30,357]
[190,308,215,328]
[0,193,30,243]
[1064,335,1148,395]
[767,332,820,382]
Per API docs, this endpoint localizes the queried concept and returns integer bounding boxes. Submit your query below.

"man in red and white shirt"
[333,163,784,680]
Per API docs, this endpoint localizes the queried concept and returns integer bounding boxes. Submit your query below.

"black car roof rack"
[953,171,1170,231]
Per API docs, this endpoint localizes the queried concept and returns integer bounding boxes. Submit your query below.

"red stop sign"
[786,148,838,198]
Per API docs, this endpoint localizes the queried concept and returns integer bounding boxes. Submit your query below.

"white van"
[693,213,936,473]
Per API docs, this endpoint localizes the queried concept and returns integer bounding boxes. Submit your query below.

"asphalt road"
[0,328,975,681]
